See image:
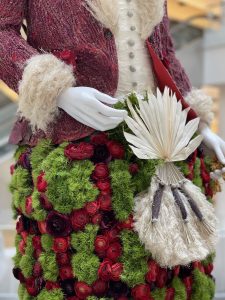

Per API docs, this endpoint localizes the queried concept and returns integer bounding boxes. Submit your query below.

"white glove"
[57,87,127,131]
[199,121,225,180]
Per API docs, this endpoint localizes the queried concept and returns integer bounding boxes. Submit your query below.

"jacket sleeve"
[150,2,214,125]
[0,0,76,131]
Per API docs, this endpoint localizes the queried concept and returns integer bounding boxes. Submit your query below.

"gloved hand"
[199,121,225,180]
[57,87,127,131]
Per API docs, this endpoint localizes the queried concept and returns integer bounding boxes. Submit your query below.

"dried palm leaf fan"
[124,88,217,267]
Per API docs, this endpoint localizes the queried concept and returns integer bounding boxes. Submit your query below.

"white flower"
[124,88,203,162]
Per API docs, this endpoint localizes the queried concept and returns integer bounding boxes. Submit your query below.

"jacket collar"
[85,0,165,39]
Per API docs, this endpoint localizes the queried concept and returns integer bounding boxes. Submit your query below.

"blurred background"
[0,0,225,299]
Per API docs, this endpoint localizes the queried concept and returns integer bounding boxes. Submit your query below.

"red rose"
[98,260,112,281]
[92,213,102,225]
[56,252,71,266]
[156,268,168,288]
[46,281,60,290]
[173,266,180,276]
[74,282,92,299]
[107,141,125,159]
[37,171,48,192]
[98,194,112,211]
[33,249,42,259]
[33,261,42,277]
[46,211,72,237]
[131,284,151,300]
[129,163,139,175]
[71,209,89,231]
[18,240,26,254]
[39,194,53,210]
[38,221,48,234]
[118,215,133,230]
[105,228,120,243]
[92,279,108,296]
[16,217,24,233]
[25,196,33,215]
[91,132,108,145]
[20,231,28,242]
[53,237,70,253]
[85,200,100,216]
[165,287,175,300]
[64,142,94,160]
[204,263,213,275]
[96,179,111,192]
[106,242,122,261]
[59,265,74,280]
[111,263,123,281]
[93,163,109,180]
[32,236,42,251]
[10,164,15,175]
[95,235,110,253]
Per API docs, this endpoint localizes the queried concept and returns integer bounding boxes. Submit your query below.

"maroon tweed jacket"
[0,0,191,146]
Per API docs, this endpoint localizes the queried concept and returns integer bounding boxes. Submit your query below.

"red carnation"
[93,163,109,180]
[118,215,133,230]
[96,179,111,193]
[46,281,61,290]
[111,262,123,281]
[92,279,108,296]
[18,240,26,254]
[106,242,122,261]
[95,235,110,253]
[85,200,100,216]
[39,194,53,210]
[131,284,151,300]
[71,209,89,231]
[98,259,112,281]
[129,163,139,175]
[37,221,48,234]
[107,140,125,159]
[204,263,214,275]
[32,236,42,251]
[98,194,112,211]
[64,142,94,160]
[59,265,74,280]
[37,171,48,192]
[156,268,168,288]
[165,287,175,300]
[53,237,70,253]
[33,261,42,277]
[92,213,102,225]
[56,252,71,266]
[74,282,92,299]
[25,196,33,215]
[91,132,108,145]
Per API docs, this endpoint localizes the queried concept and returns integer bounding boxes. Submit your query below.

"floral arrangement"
[10,92,219,300]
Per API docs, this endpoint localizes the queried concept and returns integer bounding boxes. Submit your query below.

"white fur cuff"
[185,89,214,125]
[18,54,75,131]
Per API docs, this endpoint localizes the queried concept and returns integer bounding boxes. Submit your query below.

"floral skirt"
[10,132,217,300]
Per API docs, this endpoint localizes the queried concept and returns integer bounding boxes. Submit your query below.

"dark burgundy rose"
[18,151,31,170]
[61,279,76,296]
[12,268,25,283]
[46,211,72,237]
[91,145,111,163]
[64,142,94,160]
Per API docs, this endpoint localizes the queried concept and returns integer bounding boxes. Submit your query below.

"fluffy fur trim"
[18,54,75,131]
[185,89,214,125]
[134,177,217,267]
[85,0,164,39]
